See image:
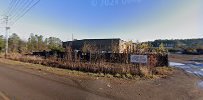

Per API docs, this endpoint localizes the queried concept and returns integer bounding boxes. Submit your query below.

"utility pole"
[72,33,74,41]
[4,16,10,58]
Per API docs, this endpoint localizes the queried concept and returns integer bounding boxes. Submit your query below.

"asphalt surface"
[0,63,110,100]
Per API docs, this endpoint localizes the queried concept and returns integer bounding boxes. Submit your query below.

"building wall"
[119,40,126,53]
[63,39,124,53]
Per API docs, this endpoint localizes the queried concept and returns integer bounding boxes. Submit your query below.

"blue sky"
[0,0,203,42]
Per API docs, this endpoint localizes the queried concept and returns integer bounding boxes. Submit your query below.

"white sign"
[130,55,148,63]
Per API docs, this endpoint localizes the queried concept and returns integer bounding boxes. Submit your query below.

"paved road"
[0,63,110,100]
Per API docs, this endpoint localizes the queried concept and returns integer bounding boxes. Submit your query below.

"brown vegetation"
[0,53,173,79]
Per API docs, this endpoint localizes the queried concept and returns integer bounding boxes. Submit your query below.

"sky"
[0,0,203,42]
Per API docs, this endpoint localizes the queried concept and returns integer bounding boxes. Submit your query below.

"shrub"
[121,74,127,79]
[140,67,151,77]
[106,74,113,78]
[99,73,105,77]
[153,67,173,76]
[126,73,133,79]
[114,73,121,78]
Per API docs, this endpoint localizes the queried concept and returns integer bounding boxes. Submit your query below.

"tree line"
[150,38,203,54]
[151,38,203,49]
[0,33,64,54]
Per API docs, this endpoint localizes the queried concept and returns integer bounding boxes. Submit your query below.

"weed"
[106,74,113,78]
[114,73,121,78]
[126,73,133,79]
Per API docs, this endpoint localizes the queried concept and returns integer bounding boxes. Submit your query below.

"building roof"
[63,38,121,42]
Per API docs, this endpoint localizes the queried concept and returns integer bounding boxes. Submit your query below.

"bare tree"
[111,41,119,53]
[65,46,73,61]
[82,42,97,53]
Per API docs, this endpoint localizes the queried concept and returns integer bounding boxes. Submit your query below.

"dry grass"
[139,66,174,79]
[169,54,203,63]
[152,67,174,78]
[0,53,173,79]
[140,67,152,78]
[0,57,90,78]
[154,67,173,75]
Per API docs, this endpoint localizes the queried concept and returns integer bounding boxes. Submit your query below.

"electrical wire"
[3,0,15,16]
[6,0,21,16]
[1,0,40,27]
[9,0,33,20]
[10,0,40,26]
[9,0,35,22]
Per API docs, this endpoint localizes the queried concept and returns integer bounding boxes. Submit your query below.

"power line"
[3,0,15,16]
[8,0,27,17]
[6,0,21,16]
[9,0,35,22]
[10,0,40,26]
[9,0,32,19]
[2,0,41,26]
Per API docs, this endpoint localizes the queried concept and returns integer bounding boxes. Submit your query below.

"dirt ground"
[78,69,203,100]
[169,53,203,63]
